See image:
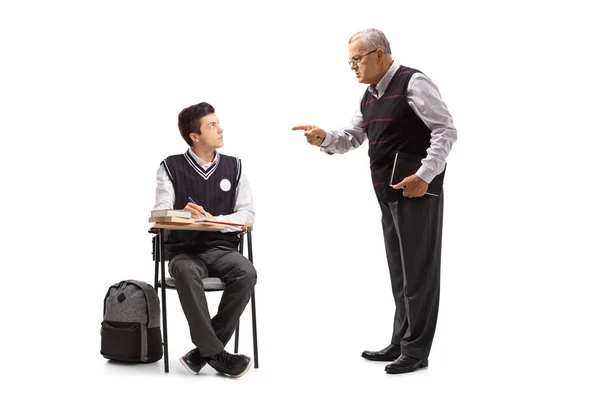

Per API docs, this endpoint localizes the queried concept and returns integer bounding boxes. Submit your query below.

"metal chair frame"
[151,227,258,373]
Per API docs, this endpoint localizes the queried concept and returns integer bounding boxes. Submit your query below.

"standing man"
[292,28,457,374]
[154,102,256,378]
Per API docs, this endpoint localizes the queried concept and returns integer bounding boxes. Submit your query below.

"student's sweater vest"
[161,150,241,255]
[360,65,433,202]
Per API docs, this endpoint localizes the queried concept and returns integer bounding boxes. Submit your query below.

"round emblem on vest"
[220,178,232,192]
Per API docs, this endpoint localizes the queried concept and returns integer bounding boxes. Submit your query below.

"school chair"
[150,226,258,373]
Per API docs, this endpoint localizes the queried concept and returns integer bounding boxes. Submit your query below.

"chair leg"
[159,229,169,373]
[232,233,243,354]
[246,231,258,368]
[153,236,159,293]
[251,290,258,368]
[234,321,240,353]
[247,231,253,263]
[239,233,244,255]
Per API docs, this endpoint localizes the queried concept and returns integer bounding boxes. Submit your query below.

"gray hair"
[349,28,392,55]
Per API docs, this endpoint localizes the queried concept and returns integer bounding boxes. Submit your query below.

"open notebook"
[194,219,245,227]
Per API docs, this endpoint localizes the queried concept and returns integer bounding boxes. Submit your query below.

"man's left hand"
[392,174,429,198]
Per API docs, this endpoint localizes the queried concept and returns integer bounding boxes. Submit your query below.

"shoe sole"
[220,358,253,378]
[362,354,400,362]
[179,357,200,375]
[385,360,429,374]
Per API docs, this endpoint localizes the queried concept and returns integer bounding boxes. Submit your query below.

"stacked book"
[149,209,193,224]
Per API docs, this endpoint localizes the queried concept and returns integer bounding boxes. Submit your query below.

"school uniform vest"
[360,65,435,202]
[161,150,241,255]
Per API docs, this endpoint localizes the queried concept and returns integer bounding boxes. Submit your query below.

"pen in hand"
[187,196,207,217]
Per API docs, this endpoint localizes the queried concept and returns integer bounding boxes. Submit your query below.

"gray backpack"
[101,280,163,363]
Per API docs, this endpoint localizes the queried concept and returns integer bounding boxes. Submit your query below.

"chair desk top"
[150,223,253,233]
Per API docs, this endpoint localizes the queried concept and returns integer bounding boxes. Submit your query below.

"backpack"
[100,280,163,363]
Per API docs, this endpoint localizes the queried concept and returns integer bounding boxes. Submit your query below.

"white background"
[1,0,599,398]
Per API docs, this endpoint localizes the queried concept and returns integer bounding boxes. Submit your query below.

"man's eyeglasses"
[348,49,378,66]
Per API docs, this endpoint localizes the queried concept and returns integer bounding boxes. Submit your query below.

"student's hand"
[202,212,216,221]
[292,125,326,146]
[392,174,428,198]
[184,203,214,219]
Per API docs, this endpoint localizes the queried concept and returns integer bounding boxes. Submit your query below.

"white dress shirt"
[320,61,457,183]
[153,150,255,232]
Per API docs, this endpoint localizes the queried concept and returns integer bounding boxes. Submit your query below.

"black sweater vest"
[360,66,433,201]
[161,150,241,255]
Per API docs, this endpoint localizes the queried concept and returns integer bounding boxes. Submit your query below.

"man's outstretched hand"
[292,125,326,146]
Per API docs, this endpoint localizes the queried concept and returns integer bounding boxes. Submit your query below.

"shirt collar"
[187,148,219,169]
[368,60,401,98]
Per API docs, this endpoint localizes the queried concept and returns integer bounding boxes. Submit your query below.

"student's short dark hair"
[178,102,215,146]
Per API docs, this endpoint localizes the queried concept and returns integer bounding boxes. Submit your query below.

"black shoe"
[385,354,429,374]
[208,350,251,378]
[361,344,402,361]
[179,348,208,374]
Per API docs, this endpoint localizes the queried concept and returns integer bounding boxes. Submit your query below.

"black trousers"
[168,245,257,357]
[379,190,443,360]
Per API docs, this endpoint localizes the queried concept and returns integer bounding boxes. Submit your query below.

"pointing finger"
[292,125,312,131]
